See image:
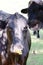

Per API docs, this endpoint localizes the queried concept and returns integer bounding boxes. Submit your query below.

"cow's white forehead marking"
[14,18,27,40]
[17,18,26,29]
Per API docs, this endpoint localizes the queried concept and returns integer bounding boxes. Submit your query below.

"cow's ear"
[21,8,28,14]
[2,21,8,29]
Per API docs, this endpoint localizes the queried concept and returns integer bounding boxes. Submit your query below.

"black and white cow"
[0,13,31,65]
[6,13,31,65]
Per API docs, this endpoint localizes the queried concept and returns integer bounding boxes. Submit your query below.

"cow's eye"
[22,26,28,39]
[24,26,27,29]
[23,26,28,33]
[24,26,27,32]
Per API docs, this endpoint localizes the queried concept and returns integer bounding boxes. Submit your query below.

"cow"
[21,1,43,38]
[0,12,31,65]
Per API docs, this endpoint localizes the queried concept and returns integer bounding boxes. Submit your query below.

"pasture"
[27,29,43,65]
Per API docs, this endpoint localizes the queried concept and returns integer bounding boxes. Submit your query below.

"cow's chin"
[29,24,36,29]
[28,19,40,28]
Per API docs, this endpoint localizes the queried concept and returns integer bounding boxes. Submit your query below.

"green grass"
[27,29,43,65]
[27,54,43,65]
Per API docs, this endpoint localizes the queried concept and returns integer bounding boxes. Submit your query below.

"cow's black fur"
[21,1,43,38]
[0,20,7,29]
[21,1,43,27]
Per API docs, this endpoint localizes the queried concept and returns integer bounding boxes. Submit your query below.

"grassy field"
[27,29,43,65]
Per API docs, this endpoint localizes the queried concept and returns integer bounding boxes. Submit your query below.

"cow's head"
[3,13,31,65]
[21,8,40,28]
[9,17,28,54]
[7,13,31,55]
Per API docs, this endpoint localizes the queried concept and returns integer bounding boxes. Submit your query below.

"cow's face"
[6,19,28,65]
[10,17,28,54]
